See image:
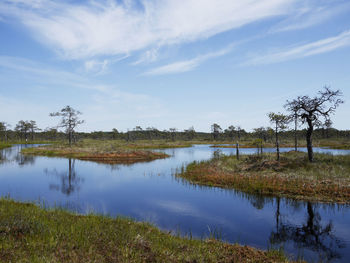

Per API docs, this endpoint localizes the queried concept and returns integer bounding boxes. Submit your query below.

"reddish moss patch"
[78,151,169,164]
[22,147,169,164]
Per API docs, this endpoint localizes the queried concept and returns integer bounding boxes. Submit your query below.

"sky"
[0,0,349,133]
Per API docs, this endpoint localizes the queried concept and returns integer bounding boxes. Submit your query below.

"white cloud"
[244,30,350,65]
[84,59,109,74]
[270,1,350,33]
[143,60,198,76]
[0,0,295,59]
[84,54,130,74]
[143,44,234,75]
[132,48,159,65]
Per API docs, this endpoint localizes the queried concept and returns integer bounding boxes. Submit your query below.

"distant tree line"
[0,89,346,157]
[1,121,349,143]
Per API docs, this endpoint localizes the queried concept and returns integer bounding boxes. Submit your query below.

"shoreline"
[0,198,294,263]
[177,152,350,204]
[0,143,12,150]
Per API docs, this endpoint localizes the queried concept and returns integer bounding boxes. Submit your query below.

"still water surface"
[0,144,349,262]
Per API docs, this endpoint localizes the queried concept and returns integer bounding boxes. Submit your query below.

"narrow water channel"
[1,144,349,262]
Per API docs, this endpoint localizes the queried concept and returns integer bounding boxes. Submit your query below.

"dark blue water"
[1,144,350,262]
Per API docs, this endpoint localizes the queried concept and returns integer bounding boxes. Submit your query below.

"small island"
[21,140,175,164]
[177,151,350,203]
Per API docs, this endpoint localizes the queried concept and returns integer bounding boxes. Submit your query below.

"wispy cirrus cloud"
[270,1,350,33]
[84,54,129,75]
[0,0,296,60]
[243,30,350,66]
[143,44,234,76]
[131,48,159,65]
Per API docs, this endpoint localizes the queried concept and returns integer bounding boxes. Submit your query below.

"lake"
[1,144,349,262]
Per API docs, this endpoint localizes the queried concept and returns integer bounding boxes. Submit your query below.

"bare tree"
[28,120,40,141]
[268,112,290,161]
[225,125,236,141]
[184,126,196,140]
[50,106,84,146]
[15,120,31,142]
[0,122,10,141]
[289,105,299,151]
[235,125,242,160]
[169,128,177,141]
[285,87,344,162]
[211,123,222,141]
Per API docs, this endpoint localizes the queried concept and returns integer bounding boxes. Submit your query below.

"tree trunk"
[276,197,280,231]
[294,114,298,151]
[306,119,314,162]
[69,130,72,146]
[68,158,72,191]
[306,202,314,233]
[236,142,239,160]
[275,123,280,161]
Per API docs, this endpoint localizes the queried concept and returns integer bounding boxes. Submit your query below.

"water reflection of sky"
[0,144,350,262]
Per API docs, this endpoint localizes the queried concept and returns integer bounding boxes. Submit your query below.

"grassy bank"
[210,138,350,150]
[0,199,294,263]
[177,152,350,203]
[0,143,12,150]
[21,140,174,164]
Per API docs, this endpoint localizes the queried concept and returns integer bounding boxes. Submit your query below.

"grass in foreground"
[177,152,350,203]
[0,199,294,263]
[20,140,178,164]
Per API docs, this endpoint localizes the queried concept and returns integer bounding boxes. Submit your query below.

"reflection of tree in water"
[243,194,272,210]
[15,152,35,166]
[270,198,345,261]
[45,158,83,196]
[0,145,35,165]
[0,146,13,164]
[105,163,121,171]
[0,150,4,163]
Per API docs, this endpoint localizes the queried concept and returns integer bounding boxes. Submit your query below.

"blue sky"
[0,0,349,132]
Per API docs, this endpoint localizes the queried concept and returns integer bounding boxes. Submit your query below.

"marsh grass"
[0,199,295,263]
[177,152,350,203]
[20,140,177,164]
[71,139,193,150]
[210,138,350,150]
[0,143,12,150]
